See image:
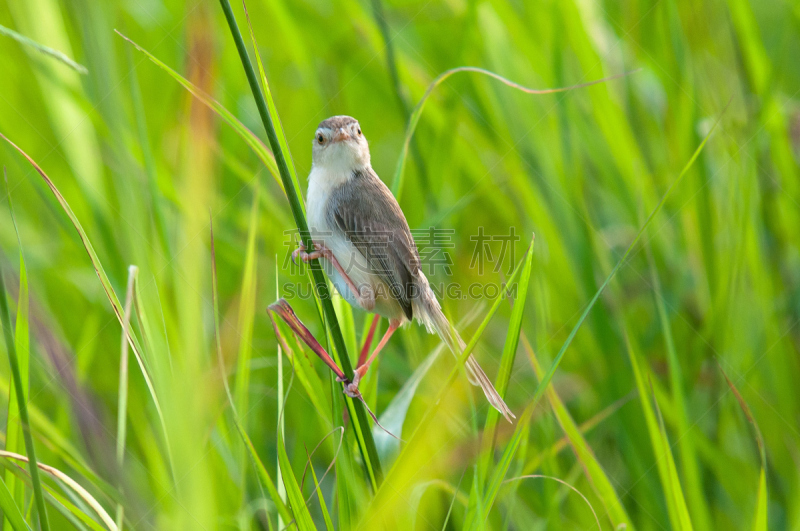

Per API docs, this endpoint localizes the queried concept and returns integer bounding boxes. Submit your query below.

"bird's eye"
[316,133,325,144]
[357,128,362,135]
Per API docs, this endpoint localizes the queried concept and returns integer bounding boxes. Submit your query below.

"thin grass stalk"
[217,0,383,485]
[115,266,137,531]
[0,265,49,531]
[275,263,287,528]
[0,24,87,74]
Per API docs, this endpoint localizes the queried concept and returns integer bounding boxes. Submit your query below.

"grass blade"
[625,334,693,529]
[234,185,260,488]
[3,171,29,529]
[0,476,28,531]
[0,23,87,74]
[209,219,293,526]
[466,233,534,527]
[0,451,115,531]
[115,31,282,190]
[524,337,633,529]
[304,448,334,531]
[367,236,533,519]
[526,104,726,418]
[217,0,383,487]
[277,415,316,530]
[646,248,710,529]
[115,266,137,531]
[242,2,304,212]
[0,134,172,480]
[0,211,49,530]
[717,366,768,531]
[391,68,635,199]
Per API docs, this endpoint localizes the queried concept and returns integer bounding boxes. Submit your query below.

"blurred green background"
[0,0,799,529]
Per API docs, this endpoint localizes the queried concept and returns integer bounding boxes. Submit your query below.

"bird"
[293,115,514,422]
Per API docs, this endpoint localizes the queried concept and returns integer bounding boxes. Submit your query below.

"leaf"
[0,475,29,531]
[277,426,316,530]
[234,185,260,474]
[209,219,292,526]
[626,334,693,530]
[0,186,50,530]
[304,448,333,531]
[391,67,636,199]
[717,365,768,531]
[114,266,137,531]
[374,304,485,460]
[0,23,87,74]
[114,31,282,191]
[0,451,115,531]
[466,235,534,527]
[0,134,171,480]
[3,172,29,528]
[524,337,633,529]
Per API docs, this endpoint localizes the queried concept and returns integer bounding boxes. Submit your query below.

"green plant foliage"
[0,0,796,528]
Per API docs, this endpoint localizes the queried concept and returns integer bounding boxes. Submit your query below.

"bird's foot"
[291,241,327,265]
[338,367,366,399]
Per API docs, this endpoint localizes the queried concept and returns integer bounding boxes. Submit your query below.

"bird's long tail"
[413,272,515,422]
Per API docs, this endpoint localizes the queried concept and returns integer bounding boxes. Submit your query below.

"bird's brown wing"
[327,168,419,320]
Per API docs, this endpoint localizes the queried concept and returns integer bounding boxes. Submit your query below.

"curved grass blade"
[501,475,600,529]
[0,476,29,531]
[234,186,260,489]
[0,234,49,531]
[477,234,534,467]
[374,304,485,460]
[524,337,633,529]
[647,247,710,529]
[0,133,174,487]
[3,170,30,528]
[242,1,304,213]
[525,103,726,419]
[304,448,334,531]
[368,236,533,517]
[391,68,636,199]
[115,266,137,531]
[115,31,282,191]
[210,219,292,526]
[0,451,114,530]
[407,478,468,531]
[0,24,87,74]
[217,0,383,487]
[466,234,534,527]
[625,334,692,529]
[717,365,768,531]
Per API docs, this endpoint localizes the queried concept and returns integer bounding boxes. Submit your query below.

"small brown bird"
[293,115,514,422]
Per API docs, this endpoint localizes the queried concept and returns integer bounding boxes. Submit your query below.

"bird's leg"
[358,317,381,369]
[343,319,400,398]
[292,241,375,311]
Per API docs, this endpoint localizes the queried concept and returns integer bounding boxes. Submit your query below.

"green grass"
[0,0,799,529]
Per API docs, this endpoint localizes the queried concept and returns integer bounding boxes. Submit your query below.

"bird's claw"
[292,241,326,266]
[340,371,363,398]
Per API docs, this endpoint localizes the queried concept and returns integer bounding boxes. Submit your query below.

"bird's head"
[311,115,370,171]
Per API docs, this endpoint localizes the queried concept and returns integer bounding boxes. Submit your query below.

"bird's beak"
[332,128,351,143]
